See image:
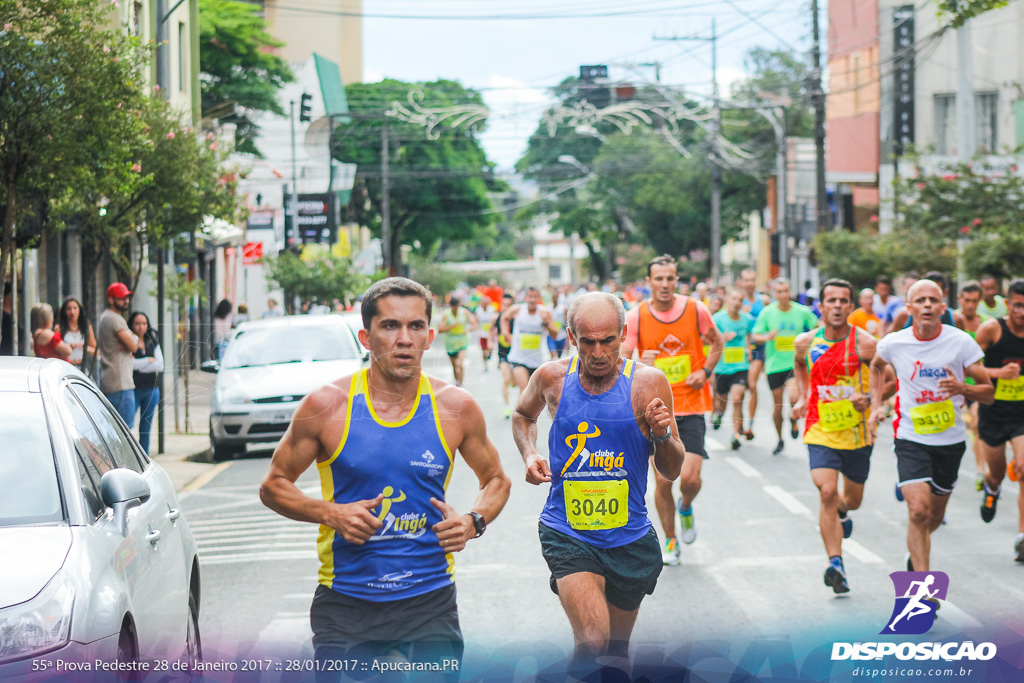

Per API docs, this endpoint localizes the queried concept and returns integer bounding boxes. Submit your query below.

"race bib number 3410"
[563,479,628,531]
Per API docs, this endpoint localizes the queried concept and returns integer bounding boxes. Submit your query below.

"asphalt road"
[179,345,1024,678]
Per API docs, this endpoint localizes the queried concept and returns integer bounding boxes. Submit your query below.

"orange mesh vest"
[637,299,712,415]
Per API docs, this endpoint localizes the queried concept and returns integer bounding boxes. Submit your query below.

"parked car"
[0,358,200,675]
[203,314,367,461]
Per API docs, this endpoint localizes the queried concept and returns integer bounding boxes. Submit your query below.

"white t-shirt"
[876,326,985,446]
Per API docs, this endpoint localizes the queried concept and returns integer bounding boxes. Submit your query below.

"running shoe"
[905,552,914,572]
[975,472,984,491]
[744,429,755,441]
[503,406,512,419]
[838,509,853,539]
[772,439,784,455]
[790,418,800,439]
[678,501,697,544]
[1014,533,1024,564]
[712,412,723,430]
[662,537,681,566]
[895,483,904,502]
[824,559,849,594]
[731,434,742,450]
[980,484,999,523]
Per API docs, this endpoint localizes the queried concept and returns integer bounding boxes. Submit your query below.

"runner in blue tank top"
[261,277,510,678]
[512,292,684,678]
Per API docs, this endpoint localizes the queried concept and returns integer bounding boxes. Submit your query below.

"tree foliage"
[198,0,294,156]
[938,0,1010,27]
[332,79,503,272]
[264,250,368,305]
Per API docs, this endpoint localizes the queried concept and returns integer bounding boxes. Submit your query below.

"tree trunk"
[0,180,16,351]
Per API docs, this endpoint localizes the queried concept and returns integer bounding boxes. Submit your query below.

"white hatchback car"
[0,358,200,675]
[205,314,366,460]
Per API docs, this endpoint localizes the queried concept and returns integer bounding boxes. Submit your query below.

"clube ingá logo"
[882,571,948,635]
[831,570,997,663]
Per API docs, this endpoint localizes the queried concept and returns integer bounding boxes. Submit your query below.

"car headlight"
[0,573,74,662]
[218,388,251,405]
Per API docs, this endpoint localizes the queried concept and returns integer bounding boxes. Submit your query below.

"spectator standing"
[1,285,14,356]
[130,311,163,454]
[263,297,283,318]
[213,299,233,359]
[31,303,72,360]
[56,297,97,372]
[232,303,250,328]
[848,288,883,337]
[98,283,139,424]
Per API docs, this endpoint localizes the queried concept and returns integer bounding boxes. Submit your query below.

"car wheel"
[117,625,139,682]
[210,433,243,461]
[184,593,202,671]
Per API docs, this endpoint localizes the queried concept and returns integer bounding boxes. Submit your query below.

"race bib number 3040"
[910,400,955,435]
[654,354,691,385]
[563,479,628,531]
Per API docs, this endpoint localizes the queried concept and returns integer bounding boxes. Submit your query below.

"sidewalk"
[151,369,219,493]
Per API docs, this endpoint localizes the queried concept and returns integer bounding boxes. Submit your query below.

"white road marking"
[705,436,727,452]
[200,542,312,553]
[937,600,984,630]
[179,462,233,498]
[841,539,884,564]
[724,456,762,478]
[762,485,814,519]
[195,529,313,543]
[256,614,313,648]
[201,550,318,565]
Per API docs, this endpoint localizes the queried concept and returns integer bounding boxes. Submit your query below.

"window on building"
[549,264,563,281]
[976,91,998,153]
[934,94,956,155]
[178,22,186,92]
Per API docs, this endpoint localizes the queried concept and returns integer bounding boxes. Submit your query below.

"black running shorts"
[714,371,748,397]
[675,414,708,459]
[893,439,966,496]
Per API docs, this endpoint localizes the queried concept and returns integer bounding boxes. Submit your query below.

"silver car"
[204,314,366,460]
[0,358,200,675]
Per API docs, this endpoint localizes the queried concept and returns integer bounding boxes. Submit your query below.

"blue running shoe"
[824,559,849,594]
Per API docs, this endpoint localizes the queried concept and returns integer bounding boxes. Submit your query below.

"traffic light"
[299,93,313,122]
[579,65,610,110]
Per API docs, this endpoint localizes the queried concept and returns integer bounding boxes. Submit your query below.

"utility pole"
[655,21,721,282]
[955,19,976,289]
[289,99,299,262]
[810,0,829,232]
[381,120,393,275]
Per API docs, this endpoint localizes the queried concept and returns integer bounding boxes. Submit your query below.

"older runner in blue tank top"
[260,278,511,679]
[512,292,684,679]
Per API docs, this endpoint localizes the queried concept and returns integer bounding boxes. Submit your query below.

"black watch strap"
[469,511,486,538]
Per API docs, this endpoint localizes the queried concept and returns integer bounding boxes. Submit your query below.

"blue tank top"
[540,358,653,549]
[317,370,455,601]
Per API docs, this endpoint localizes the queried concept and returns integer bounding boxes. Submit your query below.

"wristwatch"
[469,511,486,538]
[651,429,672,444]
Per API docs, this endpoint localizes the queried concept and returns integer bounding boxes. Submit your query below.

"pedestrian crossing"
[191,509,319,566]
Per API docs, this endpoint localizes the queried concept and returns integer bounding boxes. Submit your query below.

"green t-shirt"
[712,310,755,375]
[978,295,1007,320]
[752,302,819,374]
[442,308,471,353]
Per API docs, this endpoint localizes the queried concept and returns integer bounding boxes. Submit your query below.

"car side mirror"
[362,349,370,363]
[100,469,152,536]
[200,360,220,373]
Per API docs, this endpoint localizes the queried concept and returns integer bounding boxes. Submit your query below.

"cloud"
[477,75,554,172]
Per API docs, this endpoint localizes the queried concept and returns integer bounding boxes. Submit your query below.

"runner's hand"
[850,392,870,413]
[685,368,708,390]
[645,397,672,439]
[937,366,964,399]
[430,498,473,552]
[524,452,552,485]
[329,493,384,545]
[1003,362,1021,380]
[790,399,806,421]
[723,331,737,342]
[640,349,660,366]
[867,407,888,440]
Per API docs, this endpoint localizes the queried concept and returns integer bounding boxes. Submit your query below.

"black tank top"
[980,318,1024,420]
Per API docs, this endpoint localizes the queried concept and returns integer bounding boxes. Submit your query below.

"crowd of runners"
[261,263,1024,680]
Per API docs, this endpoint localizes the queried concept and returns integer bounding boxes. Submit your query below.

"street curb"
[185,447,214,464]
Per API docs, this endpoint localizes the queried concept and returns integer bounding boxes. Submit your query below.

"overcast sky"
[361,0,817,172]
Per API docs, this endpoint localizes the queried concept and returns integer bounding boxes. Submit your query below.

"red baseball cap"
[107,282,132,299]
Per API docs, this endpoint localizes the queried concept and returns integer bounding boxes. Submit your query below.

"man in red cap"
[98,282,139,424]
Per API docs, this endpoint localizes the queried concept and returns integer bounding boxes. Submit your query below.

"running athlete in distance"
[260,278,511,676]
[513,292,684,679]
[792,279,877,593]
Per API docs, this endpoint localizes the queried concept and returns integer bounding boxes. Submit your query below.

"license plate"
[268,410,293,423]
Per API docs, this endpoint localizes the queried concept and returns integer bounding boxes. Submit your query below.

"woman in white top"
[129,311,164,454]
[55,297,97,371]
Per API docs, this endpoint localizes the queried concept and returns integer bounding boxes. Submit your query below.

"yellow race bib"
[563,479,628,531]
[909,400,956,435]
[818,399,860,432]
[482,322,491,332]
[723,346,745,365]
[995,377,1024,402]
[450,324,465,335]
[654,354,691,385]
[520,333,541,350]
[775,335,796,352]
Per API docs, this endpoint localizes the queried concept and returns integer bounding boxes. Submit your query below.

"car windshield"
[0,393,64,526]
[222,321,361,369]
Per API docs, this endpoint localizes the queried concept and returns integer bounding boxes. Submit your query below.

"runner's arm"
[790,331,813,419]
[540,308,559,337]
[500,305,519,339]
[641,369,684,481]
[960,361,995,404]
[260,386,384,544]
[701,320,723,375]
[867,353,893,438]
[973,320,1019,379]
[512,364,555,484]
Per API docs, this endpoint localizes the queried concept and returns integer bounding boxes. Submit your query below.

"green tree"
[938,0,1010,27]
[199,0,294,156]
[0,0,146,337]
[332,79,503,272]
[264,249,368,305]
